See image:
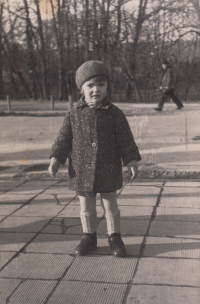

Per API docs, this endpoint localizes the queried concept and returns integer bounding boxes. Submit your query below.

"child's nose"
[93,85,99,91]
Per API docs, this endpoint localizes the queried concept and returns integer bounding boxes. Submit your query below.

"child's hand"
[127,161,138,179]
[48,157,60,177]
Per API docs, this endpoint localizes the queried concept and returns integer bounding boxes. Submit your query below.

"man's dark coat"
[50,98,141,193]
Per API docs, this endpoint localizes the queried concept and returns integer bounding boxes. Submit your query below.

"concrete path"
[0,103,200,179]
[0,178,200,303]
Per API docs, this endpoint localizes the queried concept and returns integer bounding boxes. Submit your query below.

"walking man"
[155,59,184,111]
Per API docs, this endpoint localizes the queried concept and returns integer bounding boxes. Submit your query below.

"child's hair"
[76,60,110,90]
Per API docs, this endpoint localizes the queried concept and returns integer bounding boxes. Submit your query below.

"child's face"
[82,78,108,108]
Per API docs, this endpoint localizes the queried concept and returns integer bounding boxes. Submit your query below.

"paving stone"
[31,193,75,205]
[149,219,200,239]
[67,196,80,205]
[160,196,200,208]
[0,181,23,191]
[93,236,143,256]
[0,216,50,233]
[0,204,23,216]
[26,233,82,254]
[8,280,57,304]
[117,196,157,206]
[0,232,35,251]
[165,182,200,187]
[30,193,58,204]
[143,237,200,258]
[57,205,104,218]
[98,218,149,236]
[133,258,200,286]
[69,195,102,206]
[41,218,82,234]
[162,187,200,196]
[0,278,21,303]
[13,204,64,217]
[120,206,153,219]
[64,255,137,283]
[56,181,68,186]
[156,206,200,221]
[0,253,74,279]
[125,182,163,186]
[121,185,161,196]
[0,252,17,269]
[127,285,200,304]
[0,194,36,204]
[48,281,127,304]
[21,180,57,189]
[9,188,44,194]
[44,186,76,195]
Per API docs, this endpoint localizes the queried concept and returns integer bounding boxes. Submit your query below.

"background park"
[0,0,200,106]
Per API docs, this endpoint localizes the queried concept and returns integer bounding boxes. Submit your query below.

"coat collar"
[76,95,111,110]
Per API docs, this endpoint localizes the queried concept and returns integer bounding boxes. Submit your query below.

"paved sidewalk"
[0,178,200,303]
[1,103,200,302]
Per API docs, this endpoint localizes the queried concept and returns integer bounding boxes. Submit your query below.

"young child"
[48,60,141,257]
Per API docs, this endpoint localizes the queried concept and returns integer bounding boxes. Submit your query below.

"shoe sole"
[74,246,97,256]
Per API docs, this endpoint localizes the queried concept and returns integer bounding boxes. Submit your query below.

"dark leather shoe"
[108,233,126,257]
[75,233,97,256]
[155,108,162,111]
[176,105,184,110]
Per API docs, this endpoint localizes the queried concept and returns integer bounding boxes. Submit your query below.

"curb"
[0,111,67,117]
[2,170,200,181]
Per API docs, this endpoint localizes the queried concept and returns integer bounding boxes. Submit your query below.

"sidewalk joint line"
[122,181,166,304]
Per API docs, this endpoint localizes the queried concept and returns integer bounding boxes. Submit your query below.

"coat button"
[92,142,97,148]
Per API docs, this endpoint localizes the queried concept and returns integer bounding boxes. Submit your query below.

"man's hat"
[162,59,169,65]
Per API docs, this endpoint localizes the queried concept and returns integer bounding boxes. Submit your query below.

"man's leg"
[156,91,169,111]
[169,89,184,109]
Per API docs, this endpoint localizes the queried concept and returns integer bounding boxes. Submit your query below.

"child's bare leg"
[74,194,97,256]
[101,191,126,257]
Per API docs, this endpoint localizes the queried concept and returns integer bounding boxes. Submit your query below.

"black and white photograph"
[0,0,200,303]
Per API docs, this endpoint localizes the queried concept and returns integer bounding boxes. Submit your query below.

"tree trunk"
[34,0,48,99]
[0,3,4,99]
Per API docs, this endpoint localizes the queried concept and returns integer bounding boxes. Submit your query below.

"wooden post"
[69,95,73,111]
[51,95,54,110]
[7,95,11,112]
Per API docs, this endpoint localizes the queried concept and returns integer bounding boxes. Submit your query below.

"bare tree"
[50,0,68,100]
[0,2,4,99]
[34,0,49,99]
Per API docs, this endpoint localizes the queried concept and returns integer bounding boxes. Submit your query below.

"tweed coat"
[50,98,141,193]
[161,66,174,91]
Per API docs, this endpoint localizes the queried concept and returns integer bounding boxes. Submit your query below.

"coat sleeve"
[49,112,72,165]
[115,109,141,165]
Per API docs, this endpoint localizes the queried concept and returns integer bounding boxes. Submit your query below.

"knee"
[80,209,97,217]
[105,206,120,216]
